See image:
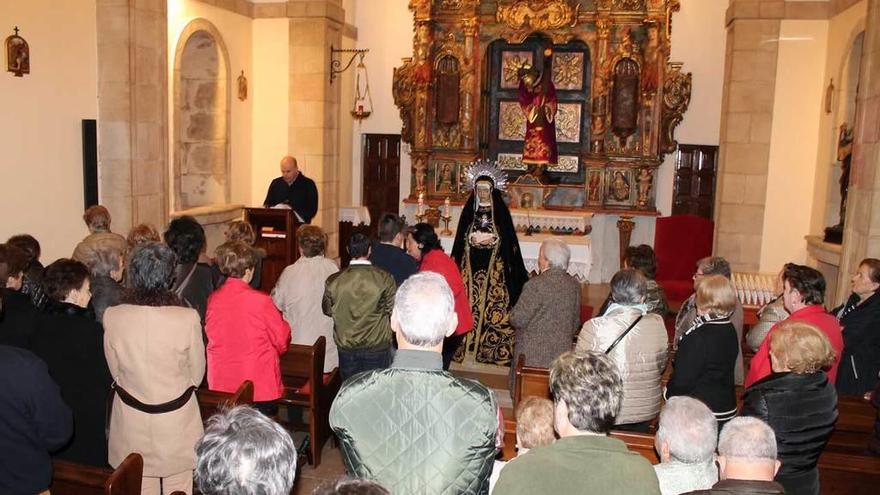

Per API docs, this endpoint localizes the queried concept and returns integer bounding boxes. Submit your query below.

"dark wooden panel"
[672,144,718,220]
[362,134,401,227]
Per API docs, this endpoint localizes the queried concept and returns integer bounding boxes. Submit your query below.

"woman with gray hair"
[653,397,718,495]
[575,268,668,431]
[195,406,297,495]
[103,242,205,495]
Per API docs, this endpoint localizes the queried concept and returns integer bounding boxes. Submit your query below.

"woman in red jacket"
[405,223,474,369]
[206,241,290,415]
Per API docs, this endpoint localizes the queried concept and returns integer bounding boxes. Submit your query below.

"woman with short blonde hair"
[515,397,556,451]
[666,274,740,426]
[743,320,838,495]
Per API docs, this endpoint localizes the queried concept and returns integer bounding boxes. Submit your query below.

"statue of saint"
[824,123,854,244]
[611,171,631,201]
[517,49,558,179]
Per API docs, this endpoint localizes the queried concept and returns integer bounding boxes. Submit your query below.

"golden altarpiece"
[393,0,692,240]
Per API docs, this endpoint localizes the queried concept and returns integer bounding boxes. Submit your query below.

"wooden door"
[362,134,401,226]
[672,144,718,219]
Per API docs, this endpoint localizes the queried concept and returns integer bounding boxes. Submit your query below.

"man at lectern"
[262,155,319,223]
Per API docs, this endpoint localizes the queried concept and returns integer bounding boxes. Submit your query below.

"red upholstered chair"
[654,215,714,308]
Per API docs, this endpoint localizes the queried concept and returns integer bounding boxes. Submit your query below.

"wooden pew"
[51,452,143,495]
[501,419,880,494]
[277,336,341,467]
[197,379,255,422]
[512,354,550,412]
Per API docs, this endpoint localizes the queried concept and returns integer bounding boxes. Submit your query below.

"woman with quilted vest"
[742,320,838,495]
[576,268,668,431]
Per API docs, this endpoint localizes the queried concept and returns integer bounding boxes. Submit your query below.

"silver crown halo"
[464,159,508,192]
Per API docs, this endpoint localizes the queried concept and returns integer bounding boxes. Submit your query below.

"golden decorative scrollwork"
[659,62,691,154]
[499,101,526,141]
[613,0,645,10]
[496,0,580,32]
[549,155,579,173]
[552,52,583,90]
[501,51,533,89]
[555,103,582,143]
[392,58,416,144]
[497,153,527,171]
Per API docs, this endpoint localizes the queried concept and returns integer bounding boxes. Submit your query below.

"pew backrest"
[52,452,143,495]
[198,379,256,422]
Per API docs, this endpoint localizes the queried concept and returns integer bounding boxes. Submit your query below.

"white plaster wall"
[251,18,290,205]
[350,0,413,210]
[760,20,830,272]
[0,0,98,262]
[657,0,729,216]
[168,0,253,209]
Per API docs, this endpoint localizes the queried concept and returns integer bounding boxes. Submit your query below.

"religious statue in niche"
[435,55,460,125]
[237,71,248,101]
[435,162,456,194]
[637,168,653,207]
[611,170,631,201]
[518,48,558,179]
[588,170,602,203]
[641,24,661,96]
[5,26,29,77]
[612,57,640,147]
[824,122,854,244]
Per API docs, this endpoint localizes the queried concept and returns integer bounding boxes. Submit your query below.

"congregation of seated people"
[2,203,880,495]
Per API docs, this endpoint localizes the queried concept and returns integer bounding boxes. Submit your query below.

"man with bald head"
[263,156,319,223]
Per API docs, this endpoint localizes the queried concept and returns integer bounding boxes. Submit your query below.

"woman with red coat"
[406,223,473,369]
[206,241,290,415]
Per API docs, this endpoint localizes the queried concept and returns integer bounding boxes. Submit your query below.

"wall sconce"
[824,78,834,115]
[329,45,369,85]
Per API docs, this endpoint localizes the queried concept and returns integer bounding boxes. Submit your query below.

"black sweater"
[742,371,837,495]
[0,346,73,495]
[666,318,738,421]
[833,291,880,395]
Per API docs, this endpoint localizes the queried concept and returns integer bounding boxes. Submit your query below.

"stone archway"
[172,19,231,212]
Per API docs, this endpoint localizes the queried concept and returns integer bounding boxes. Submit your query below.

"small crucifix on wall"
[6,26,30,77]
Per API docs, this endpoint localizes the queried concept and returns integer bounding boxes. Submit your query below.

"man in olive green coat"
[494,351,661,495]
[330,272,499,494]
[323,233,396,381]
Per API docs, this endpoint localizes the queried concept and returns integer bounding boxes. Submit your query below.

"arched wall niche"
[824,27,865,229]
[172,18,231,212]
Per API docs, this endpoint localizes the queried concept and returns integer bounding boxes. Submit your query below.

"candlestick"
[444,197,451,217]
[417,192,425,216]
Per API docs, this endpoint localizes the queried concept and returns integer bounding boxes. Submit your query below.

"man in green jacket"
[323,233,396,380]
[494,351,661,495]
[330,272,499,494]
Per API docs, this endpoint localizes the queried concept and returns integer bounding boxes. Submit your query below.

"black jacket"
[667,318,738,421]
[833,291,880,395]
[370,242,418,287]
[742,371,837,495]
[263,174,319,223]
[89,275,122,324]
[172,261,220,329]
[30,301,112,467]
[0,346,73,495]
[0,288,39,349]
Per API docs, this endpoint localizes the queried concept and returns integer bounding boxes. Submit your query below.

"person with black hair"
[30,259,111,467]
[405,223,473,369]
[323,233,397,380]
[164,215,220,328]
[370,213,418,286]
[745,264,843,388]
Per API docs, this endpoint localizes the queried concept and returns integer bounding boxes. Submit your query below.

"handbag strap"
[604,315,643,355]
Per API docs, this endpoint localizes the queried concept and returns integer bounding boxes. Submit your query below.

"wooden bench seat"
[197,379,255,422]
[51,452,143,495]
[277,336,341,467]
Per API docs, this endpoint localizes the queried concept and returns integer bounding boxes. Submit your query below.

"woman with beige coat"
[576,269,668,430]
[104,242,205,495]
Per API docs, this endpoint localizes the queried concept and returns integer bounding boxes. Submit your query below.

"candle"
[417,193,425,215]
[444,197,451,217]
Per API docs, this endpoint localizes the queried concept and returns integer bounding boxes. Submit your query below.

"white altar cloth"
[439,233,592,281]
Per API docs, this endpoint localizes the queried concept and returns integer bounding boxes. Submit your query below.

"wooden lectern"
[244,208,301,292]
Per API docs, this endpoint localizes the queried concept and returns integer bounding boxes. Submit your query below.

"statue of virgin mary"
[451,161,528,366]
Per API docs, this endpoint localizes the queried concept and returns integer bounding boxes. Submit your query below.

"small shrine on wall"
[393,0,691,227]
